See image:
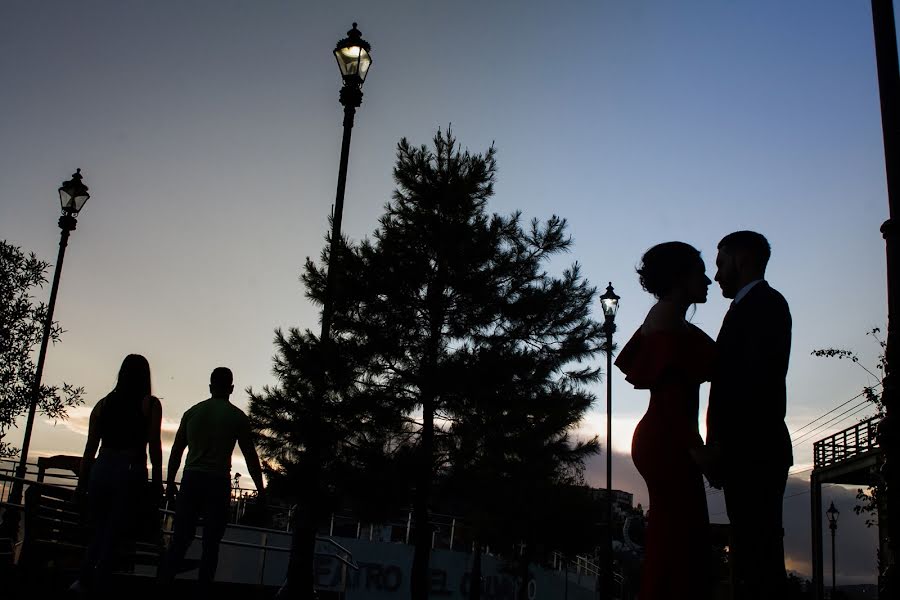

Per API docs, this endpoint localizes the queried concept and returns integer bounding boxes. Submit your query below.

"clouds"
[781,478,879,585]
[52,406,180,445]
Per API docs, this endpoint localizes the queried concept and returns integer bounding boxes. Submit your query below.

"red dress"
[615,324,714,600]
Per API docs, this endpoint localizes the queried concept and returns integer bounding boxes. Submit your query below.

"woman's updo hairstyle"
[637,241,703,299]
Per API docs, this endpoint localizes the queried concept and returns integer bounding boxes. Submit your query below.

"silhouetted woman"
[614,242,714,600]
[71,354,163,593]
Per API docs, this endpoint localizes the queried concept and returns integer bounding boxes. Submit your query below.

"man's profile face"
[715,249,739,299]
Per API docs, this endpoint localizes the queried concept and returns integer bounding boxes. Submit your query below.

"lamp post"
[232,472,242,521]
[600,282,619,596]
[320,22,372,344]
[870,2,899,596]
[826,501,840,596]
[280,25,372,600]
[10,169,90,504]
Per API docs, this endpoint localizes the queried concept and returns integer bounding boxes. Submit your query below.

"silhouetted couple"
[616,231,792,600]
[70,360,264,597]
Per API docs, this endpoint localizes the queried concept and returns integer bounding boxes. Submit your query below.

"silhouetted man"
[162,367,265,590]
[707,231,792,600]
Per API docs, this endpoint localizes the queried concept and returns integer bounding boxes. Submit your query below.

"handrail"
[552,551,603,577]
[166,526,359,571]
[812,415,882,469]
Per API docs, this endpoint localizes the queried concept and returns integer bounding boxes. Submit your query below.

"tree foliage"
[811,328,885,417]
[335,128,604,598]
[247,323,410,515]
[812,330,885,531]
[250,129,605,599]
[0,240,83,458]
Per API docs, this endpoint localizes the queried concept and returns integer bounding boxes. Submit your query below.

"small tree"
[0,240,83,458]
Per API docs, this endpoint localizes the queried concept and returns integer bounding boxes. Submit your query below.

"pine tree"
[334,128,605,599]
[248,232,410,599]
[251,128,606,599]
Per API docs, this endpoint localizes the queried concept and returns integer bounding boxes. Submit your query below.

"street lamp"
[826,501,840,596]
[600,282,619,596]
[320,22,372,342]
[11,169,90,503]
[279,25,372,600]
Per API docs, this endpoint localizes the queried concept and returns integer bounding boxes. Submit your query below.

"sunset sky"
[1,0,894,583]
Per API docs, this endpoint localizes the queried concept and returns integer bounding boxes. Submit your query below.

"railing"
[0,463,358,588]
[813,416,882,469]
[163,515,359,588]
[551,552,627,598]
[2,457,625,584]
[551,551,602,577]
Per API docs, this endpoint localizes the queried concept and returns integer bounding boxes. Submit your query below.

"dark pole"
[319,87,362,344]
[830,518,837,596]
[604,318,615,598]
[9,214,77,505]
[598,282,619,599]
[870,2,899,596]
[281,27,367,600]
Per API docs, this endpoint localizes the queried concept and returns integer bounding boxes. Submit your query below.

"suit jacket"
[707,281,793,469]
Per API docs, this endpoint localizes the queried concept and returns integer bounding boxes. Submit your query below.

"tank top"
[98,389,148,457]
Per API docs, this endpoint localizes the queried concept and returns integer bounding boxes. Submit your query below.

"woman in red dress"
[615,242,715,600]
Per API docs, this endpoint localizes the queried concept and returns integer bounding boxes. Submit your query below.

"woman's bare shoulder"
[92,393,111,413]
[143,394,162,416]
[641,303,684,335]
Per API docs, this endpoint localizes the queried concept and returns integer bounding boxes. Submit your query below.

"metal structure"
[283,24,373,599]
[599,282,619,597]
[870,2,900,595]
[810,416,885,599]
[9,169,90,506]
[320,22,372,344]
[826,501,840,595]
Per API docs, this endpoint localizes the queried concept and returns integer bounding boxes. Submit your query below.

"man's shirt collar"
[733,279,764,305]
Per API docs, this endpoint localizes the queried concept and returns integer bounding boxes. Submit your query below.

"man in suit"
[707,231,792,600]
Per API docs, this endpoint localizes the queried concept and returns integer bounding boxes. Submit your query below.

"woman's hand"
[690,444,724,489]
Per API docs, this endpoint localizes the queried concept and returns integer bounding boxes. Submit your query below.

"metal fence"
[812,415,882,469]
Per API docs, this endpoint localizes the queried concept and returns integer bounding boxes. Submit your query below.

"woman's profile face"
[685,260,712,304]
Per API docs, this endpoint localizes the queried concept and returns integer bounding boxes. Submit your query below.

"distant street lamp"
[826,501,840,596]
[11,169,90,503]
[600,282,620,595]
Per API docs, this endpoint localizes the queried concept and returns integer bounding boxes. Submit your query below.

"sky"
[0,0,894,584]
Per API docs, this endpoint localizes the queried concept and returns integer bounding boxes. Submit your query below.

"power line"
[709,483,838,517]
[791,400,874,447]
[789,385,878,437]
[706,465,844,499]
[700,388,881,499]
[791,403,876,449]
[705,404,875,499]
